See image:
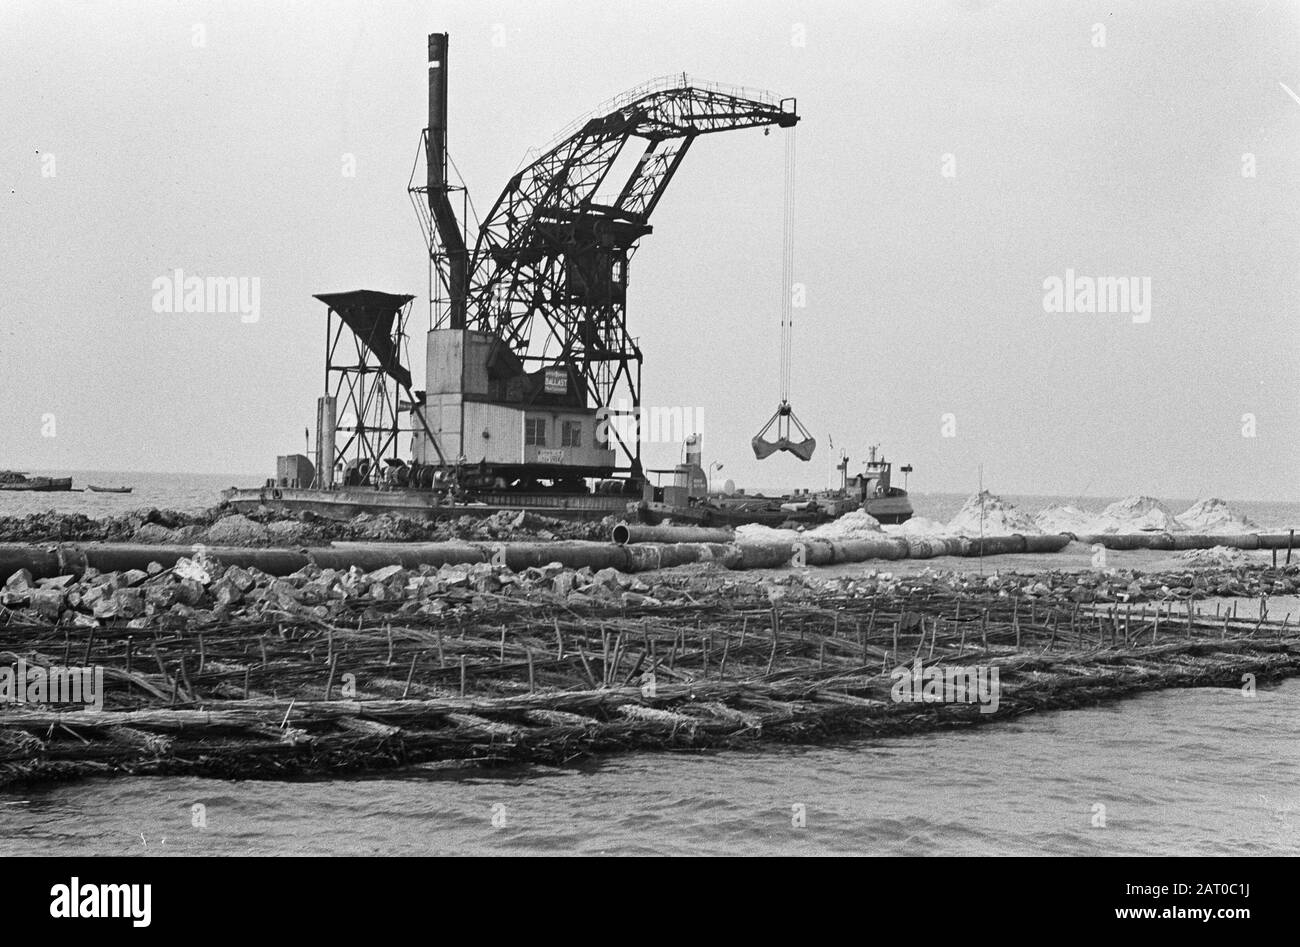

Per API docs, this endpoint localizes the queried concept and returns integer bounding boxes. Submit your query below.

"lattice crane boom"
[452,77,798,475]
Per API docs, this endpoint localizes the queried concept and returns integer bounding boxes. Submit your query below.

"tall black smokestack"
[427,32,468,328]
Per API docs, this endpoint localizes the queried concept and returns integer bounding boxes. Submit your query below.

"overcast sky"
[3,0,1298,500]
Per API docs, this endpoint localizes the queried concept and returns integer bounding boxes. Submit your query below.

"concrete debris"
[0,504,611,548]
[1,543,1296,632]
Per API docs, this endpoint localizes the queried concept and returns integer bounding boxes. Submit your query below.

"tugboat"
[832,445,913,525]
[0,470,73,492]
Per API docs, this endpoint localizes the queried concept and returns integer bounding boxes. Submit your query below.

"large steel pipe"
[0,528,1077,585]
[611,523,735,546]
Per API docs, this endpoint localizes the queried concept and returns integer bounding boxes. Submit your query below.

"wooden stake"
[179,655,194,702]
[403,652,419,698]
[609,633,624,685]
[578,648,598,689]
[766,616,779,676]
[152,644,169,683]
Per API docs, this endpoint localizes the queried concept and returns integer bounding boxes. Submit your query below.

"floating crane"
[406,34,800,488]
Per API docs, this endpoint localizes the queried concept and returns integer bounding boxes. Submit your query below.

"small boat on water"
[87,485,133,494]
[0,470,74,492]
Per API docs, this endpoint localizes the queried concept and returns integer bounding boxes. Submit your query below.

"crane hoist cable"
[752,125,816,462]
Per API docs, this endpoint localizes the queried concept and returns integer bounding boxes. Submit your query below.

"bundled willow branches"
[2,567,1297,788]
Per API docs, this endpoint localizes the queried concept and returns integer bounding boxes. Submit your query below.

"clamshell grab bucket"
[752,401,816,461]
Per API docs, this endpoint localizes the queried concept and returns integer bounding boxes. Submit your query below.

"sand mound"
[735,509,883,545]
[946,491,1041,537]
[1032,504,1098,534]
[883,516,948,537]
[807,509,883,540]
[734,523,797,543]
[1176,498,1257,534]
[1098,496,1183,533]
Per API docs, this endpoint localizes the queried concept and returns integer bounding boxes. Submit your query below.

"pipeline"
[0,530,1077,584]
[611,523,735,546]
[1074,532,1294,552]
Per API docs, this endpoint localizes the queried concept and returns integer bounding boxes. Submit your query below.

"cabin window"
[561,420,582,448]
[525,417,547,446]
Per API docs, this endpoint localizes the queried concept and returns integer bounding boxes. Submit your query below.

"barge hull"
[224,486,632,522]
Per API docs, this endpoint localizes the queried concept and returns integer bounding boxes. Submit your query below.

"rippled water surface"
[4,681,1297,856]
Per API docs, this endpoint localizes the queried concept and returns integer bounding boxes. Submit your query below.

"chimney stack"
[426,32,468,328]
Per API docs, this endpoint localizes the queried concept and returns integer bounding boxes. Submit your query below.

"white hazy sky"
[2,0,1298,500]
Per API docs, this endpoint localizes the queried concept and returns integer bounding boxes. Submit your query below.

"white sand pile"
[807,509,884,540]
[1098,495,1183,533]
[734,509,883,545]
[945,491,1041,537]
[1176,498,1257,534]
[735,523,798,543]
[883,516,948,537]
[1032,504,1098,534]
[1174,545,1247,565]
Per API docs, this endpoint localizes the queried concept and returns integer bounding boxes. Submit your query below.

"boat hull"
[0,477,73,492]
[224,485,632,522]
[638,493,914,528]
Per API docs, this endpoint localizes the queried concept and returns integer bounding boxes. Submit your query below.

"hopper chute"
[316,289,447,476]
[314,291,415,389]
